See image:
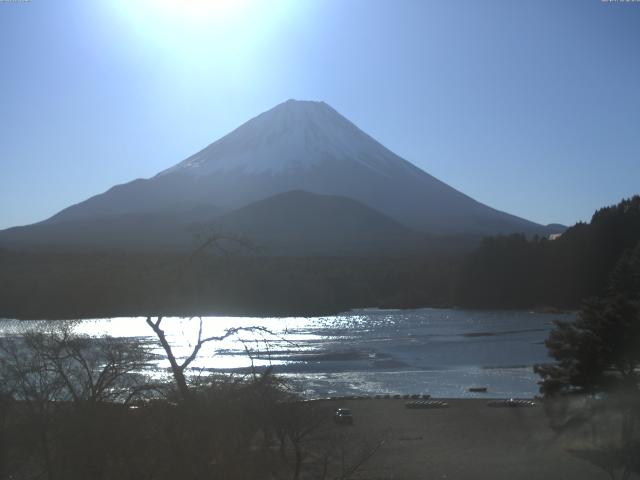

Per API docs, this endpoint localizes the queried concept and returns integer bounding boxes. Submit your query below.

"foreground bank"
[315,398,609,480]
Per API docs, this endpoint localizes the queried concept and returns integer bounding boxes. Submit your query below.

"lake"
[0,308,573,398]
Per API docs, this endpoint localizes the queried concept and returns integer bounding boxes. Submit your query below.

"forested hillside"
[0,252,456,319]
[455,196,640,309]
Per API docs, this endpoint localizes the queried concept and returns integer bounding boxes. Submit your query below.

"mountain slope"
[212,190,426,255]
[0,206,220,252]
[0,191,429,255]
[43,99,549,237]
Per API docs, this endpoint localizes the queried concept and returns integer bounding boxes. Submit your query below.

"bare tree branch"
[145,315,285,400]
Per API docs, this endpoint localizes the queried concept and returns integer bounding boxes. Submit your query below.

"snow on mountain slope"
[159,99,417,178]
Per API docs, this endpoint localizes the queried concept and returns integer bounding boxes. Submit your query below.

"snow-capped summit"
[160,99,414,178]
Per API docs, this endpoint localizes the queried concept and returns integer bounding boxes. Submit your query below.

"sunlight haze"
[0,0,639,229]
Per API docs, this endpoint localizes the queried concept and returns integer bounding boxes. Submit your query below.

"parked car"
[334,408,354,425]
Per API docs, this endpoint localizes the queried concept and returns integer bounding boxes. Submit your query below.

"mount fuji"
[0,99,560,253]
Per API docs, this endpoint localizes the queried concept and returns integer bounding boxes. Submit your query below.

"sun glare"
[107,0,296,68]
[150,0,253,25]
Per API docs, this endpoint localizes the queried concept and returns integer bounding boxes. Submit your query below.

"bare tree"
[0,324,157,480]
[145,316,273,401]
[25,328,154,405]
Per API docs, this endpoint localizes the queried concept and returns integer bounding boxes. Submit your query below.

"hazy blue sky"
[1,0,639,229]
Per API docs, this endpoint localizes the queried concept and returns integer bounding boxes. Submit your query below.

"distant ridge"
[0,191,428,255]
[212,190,427,255]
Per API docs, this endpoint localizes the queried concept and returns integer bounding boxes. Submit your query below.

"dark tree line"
[0,253,457,319]
[455,196,640,309]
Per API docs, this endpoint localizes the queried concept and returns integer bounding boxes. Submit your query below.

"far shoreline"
[5,304,577,322]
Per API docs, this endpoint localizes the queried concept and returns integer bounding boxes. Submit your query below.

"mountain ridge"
[0,190,433,255]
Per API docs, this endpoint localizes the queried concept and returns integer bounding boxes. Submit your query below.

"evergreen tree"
[535,242,640,396]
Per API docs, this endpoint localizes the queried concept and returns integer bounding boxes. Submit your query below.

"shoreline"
[5,304,577,322]
[305,394,540,402]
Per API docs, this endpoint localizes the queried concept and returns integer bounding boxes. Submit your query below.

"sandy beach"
[315,398,610,480]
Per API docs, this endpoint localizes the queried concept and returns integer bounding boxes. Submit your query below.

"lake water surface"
[0,308,574,398]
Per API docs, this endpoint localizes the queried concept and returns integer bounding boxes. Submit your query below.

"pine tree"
[535,242,640,396]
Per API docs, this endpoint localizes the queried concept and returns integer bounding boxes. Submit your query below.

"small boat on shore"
[405,400,449,409]
[468,387,488,393]
[487,398,536,408]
